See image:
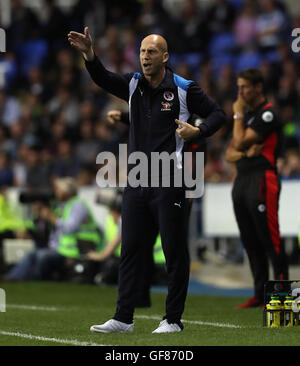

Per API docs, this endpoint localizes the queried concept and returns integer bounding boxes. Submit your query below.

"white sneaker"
[90,319,134,333]
[152,319,182,334]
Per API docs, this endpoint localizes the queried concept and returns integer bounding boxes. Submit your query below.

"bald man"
[68,27,225,333]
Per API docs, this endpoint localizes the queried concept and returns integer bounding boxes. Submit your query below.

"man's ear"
[163,52,169,64]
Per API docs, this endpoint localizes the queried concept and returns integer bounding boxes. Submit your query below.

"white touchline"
[135,315,243,329]
[7,304,62,311]
[6,304,243,329]
[0,330,113,347]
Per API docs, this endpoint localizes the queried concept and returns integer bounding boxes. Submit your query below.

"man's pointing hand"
[175,119,200,141]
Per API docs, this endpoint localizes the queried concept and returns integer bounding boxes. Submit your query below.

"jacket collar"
[140,67,175,91]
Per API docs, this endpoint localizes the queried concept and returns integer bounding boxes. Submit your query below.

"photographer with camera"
[87,198,122,285]
[6,177,104,282]
[0,185,29,274]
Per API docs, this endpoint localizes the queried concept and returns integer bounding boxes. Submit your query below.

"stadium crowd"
[0,0,299,189]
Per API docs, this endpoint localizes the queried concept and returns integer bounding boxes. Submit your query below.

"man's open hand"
[68,26,94,61]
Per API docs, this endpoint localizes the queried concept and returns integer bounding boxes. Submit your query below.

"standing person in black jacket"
[225,68,288,308]
[68,27,225,333]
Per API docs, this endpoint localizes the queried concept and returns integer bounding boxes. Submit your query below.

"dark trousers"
[114,186,190,324]
[7,249,66,281]
[232,169,288,301]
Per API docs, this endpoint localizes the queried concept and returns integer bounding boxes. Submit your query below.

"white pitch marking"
[135,314,242,329]
[7,304,243,329]
[0,330,112,346]
[7,304,62,311]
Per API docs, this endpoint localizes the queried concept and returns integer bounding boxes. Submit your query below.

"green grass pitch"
[0,281,299,346]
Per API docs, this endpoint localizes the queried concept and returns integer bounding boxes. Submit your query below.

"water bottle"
[284,296,294,327]
[266,295,282,327]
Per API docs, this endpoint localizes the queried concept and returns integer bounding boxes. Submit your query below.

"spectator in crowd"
[276,75,298,109]
[6,0,42,53]
[68,0,92,33]
[25,145,52,190]
[255,0,286,53]
[25,67,49,103]
[42,0,69,52]
[175,63,192,81]
[44,114,69,156]
[77,164,96,186]
[0,185,28,274]
[279,149,300,180]
[176,0,208,53]
[280,105,299,151]
[121,29,139,72]
[79,99,98,123]
[95,26,120,69]
[206,0,236,36]
[5,177,104,281]
[0,52,18,90]
[215,65,236,102]
[295,79,300,121]
[86,201,122,285]
[233,0,258,49]
[47,86,80,128]
[259,61,278,94]
[0,89,21,127]
[204,146,228,183]
[7,122,29,161]
[0,151,14,187]
[135,0,166,37]
[20,93,45,141]
[12,144,29,187]
[0,127,15,163]
[95,120,119,154]
[51,139,80,179]
[196,61,216,99]
[75,119,99,165]
[52,48,81,92]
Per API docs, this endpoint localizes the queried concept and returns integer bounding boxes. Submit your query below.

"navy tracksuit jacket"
[85,55,225,325]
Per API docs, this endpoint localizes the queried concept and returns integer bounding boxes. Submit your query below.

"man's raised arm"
[68,27,130,101]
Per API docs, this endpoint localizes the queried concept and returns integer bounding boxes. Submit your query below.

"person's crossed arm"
[225,139,263,163]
